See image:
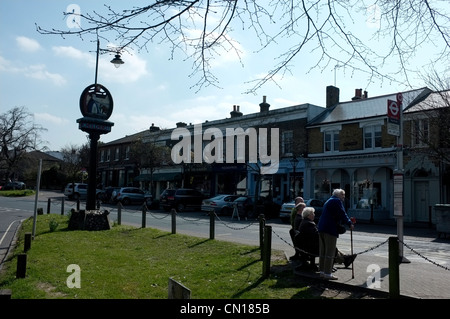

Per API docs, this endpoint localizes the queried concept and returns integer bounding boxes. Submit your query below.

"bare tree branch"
[36,0,450,93]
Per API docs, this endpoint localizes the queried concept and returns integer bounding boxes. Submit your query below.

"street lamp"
[110,54,124,68]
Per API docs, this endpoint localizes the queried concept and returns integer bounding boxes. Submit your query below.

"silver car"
[114,187,152,206]
[201,194,240,215]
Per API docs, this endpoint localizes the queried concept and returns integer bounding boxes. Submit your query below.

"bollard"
[16,254,27,278]
[262,225,272,278]
[259,214,265,260]
[61,197,65,215]
[171,209,177,234]
[117,202,122,225]
[47,198,51,214]
[77,199,80,211]
[388,236,400,298]
[209,209,215,240]
[24,232,32,252]
[142,205,147,228]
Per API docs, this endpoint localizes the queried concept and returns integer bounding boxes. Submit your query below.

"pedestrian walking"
[317,189,354,280]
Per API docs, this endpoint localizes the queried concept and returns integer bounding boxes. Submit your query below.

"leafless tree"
[0,106,47,181]
[36,0,450,93]
[405,71,450,164]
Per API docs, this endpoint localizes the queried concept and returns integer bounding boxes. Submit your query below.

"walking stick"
[350,217,356,279]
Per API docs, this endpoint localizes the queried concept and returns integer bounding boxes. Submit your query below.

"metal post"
[209,209,215,240]
[262,225,272,278]
[86,132,100,211]
[16,254,27,278]
[24,233,32,252]
[389,236,400,298]
[171,209,176,234]
[32,159,42,239]
[61,197,65,215]
[117,202,122,225]
[259,214,265,260]
[47,198,51,214]
[142,204,146,228]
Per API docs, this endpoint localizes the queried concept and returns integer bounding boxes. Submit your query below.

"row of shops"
[97,87,449,223]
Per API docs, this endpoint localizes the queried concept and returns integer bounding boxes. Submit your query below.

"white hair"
[332,188,345,196]
[301,207,315,219]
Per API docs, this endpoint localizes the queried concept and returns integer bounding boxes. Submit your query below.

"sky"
[0,0,445,152]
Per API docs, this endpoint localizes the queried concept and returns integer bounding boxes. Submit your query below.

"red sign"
[387,99,400,120]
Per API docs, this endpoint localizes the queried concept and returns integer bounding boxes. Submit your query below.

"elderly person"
[317,189,354,280]
[290,197,305,230]
[297,207,319,271]
[289,197,305,260]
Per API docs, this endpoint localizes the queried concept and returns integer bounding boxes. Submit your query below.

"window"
[115,147,120,161]
[364,125,382,149]
[125,146,130,160]
[106,149,110,161]
[100,150,104,162]
[412,119,429,147]
[282,130,293,155]
[324,130,339,152]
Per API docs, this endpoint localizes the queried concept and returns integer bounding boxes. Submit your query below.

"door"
[414,181,429,222]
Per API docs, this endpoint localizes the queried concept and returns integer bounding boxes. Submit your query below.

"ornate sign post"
[77,83,114,211]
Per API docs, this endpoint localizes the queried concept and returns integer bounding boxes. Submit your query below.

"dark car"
[160,188,204,212]
[3,181,26,190]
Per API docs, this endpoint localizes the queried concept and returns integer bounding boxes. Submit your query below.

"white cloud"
[24,64,67,86]
[34,112,69,125]
[16,36,42,52]
[0,55,66,86]
[52,45,148,83]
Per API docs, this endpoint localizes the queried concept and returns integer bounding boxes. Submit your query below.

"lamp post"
[77,40,124,211]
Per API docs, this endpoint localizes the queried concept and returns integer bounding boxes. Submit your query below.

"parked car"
[160,188,204,212]
[279,200,295,223]
[305,198,324,221]
[234,196,255,218]
[201,194,241,215]
[279,198,325,223]
[114,187,152,206]
[64,183,102,200]
[98,187,121,203]
[3,181,26,190]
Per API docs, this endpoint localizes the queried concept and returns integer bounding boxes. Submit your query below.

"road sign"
[387,94,402,136]
[387,99,400,120]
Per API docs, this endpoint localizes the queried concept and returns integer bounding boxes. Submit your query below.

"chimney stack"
[352,88,362,100]
[326,86,340,108]
[230,105,243,118]
[149,123,160,131]
[352,88,368,100]
[259,96,270,112]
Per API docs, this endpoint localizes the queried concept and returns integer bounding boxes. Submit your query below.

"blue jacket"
[317,195,352,237]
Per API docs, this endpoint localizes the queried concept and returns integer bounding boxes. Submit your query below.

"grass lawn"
[0,214,320,299]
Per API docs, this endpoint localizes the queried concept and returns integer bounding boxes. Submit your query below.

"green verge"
[0,214,318,299]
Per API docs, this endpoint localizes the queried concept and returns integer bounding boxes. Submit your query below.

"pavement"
[289,223,450,299]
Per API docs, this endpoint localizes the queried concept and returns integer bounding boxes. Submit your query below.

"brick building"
[305,86,449,223]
